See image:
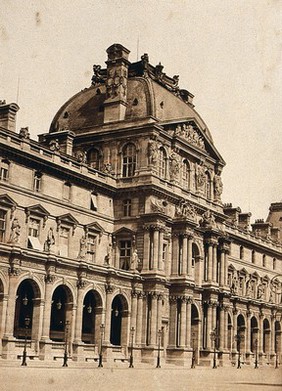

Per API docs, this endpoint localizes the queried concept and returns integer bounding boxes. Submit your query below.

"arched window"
[158,147,167,179]
[206,172,212,200]
[182,160,190,190]
[87,148,101,170]
[122,143,136,177]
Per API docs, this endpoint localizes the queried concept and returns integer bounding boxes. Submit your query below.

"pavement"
[0,362,281,391]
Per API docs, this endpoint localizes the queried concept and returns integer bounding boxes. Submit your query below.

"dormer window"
[25,204,49,251]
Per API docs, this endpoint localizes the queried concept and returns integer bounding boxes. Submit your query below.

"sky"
[1,0,281,221]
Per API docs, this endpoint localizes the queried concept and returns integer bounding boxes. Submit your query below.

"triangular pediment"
[0,194,17,208]
[56,213,78,226]
[162,119,225,165]
[239,267,248,275]
[85,221,104,233]
[25,204,49,217]
[113,227,135,236]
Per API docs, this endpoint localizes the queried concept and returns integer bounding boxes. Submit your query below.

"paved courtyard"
[0,363,281,391]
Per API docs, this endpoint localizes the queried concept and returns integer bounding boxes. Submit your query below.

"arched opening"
[236,314,245,353]
[191,303,200,362]
[176,298,181,347]
[250,316,259,352]
[81,290,102,344]
[263,318,270,354]
[182,159,190,190]
[13,279,40,339]
[275,321,281,358]
[50,285,73,342]
[227,313,232,350]
[110,295,128,346]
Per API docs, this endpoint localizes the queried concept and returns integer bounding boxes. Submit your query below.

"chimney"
[0,101,20,132]
[223,203,241,226]
[104,44,130,123]
[238,212,252,230]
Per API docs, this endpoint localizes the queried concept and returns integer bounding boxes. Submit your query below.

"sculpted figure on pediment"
[200,209,216,228]
[151,198,167,214]
[175,198,197,220]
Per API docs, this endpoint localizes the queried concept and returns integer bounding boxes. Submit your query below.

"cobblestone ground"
[0,363,281,391]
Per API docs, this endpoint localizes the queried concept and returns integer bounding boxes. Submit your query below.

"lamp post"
[210,328,219,369]
[191,333,196,369]
[254,338,258,369]
[275,337,279,369]
[98,323,105,368]
[234,333,244,369]
[21,316,30,366]
[156,329,162,368]
[62,320,70,367]
[129,326,135,368]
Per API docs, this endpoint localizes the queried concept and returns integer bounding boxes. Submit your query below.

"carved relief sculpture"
[75,149,87,163]
[49,139,60,152]
[8,218,21,243]
[147,138,158,165]
[200,210,216,229]
[174,123,205,150]
[175,198,197,221]
[151,198,168,214]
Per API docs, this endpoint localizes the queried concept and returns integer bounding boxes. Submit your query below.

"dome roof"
[49,44,213,142]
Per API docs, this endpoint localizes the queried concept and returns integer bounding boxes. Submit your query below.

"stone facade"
[0,44,281,367]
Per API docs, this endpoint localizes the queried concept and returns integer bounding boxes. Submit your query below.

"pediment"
[163,119,225,165]
[85,221,104,234]
[113,227,135,237]
[0,194,17,208]
[25,204,49,217]
[56,213,78,227]
[239,267,248,275]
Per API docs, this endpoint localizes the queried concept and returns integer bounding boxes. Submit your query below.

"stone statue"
[49,139,60,152]
[104,243,112,265]
[169,152,180,179]
[195,162,206,190]
[130,249,140,271]
[9,218,21,243]
[175,198,197,220]
[200,210,216,228]
[76,150,87,163]
[230,274,238,295]
[19,127,30,139]
[44,227,55,252]
[103,162,113,174]
[78,236,87,259]
[214,173,223,198]
[257,282,264,299]
[147,138,158,165]
[246,278,254,297]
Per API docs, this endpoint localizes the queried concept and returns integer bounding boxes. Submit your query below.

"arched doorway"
[81,290,102,344]
[250,316,259,353]
[13,279,39,340]
[192,244,201,285]
[236,314,246,353]
[191,303,200,363]
[274,321,281,361]
[263,318,270,355]
[227,313,232,351]
[50,285,73,342]
[110,295,128,346]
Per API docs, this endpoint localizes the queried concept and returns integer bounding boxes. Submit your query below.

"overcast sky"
[1,0,281,221]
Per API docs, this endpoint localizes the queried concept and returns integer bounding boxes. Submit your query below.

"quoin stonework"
[0,44,281,367]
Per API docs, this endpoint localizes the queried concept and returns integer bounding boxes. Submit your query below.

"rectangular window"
[59,226,70,257]
[0,166,9,181]
[123,199,131,217]
[120,240,131,270]
[162,243,167,263]
[87,234,96,261]
[28,218,40,237]
[0,209,7,241]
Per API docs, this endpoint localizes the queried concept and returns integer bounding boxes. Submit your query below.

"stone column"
[182,236,188,276]
[143,229,150,271]
[258,313,263,354]
[136,292,144,345]
[104,285,113,344]
[187,235,193,277]
[32,298,44,347]
[219,250,225,287]
[224,306,229,350]
[3,275,18,337]
[212,244,217,283]
[219,305,225,350]
[0,294,8,339]
[180,297,187,347]
[153,230,159,270]
[150,293,158,345]
[186,298,192,348]
[130,290,138,342]
[168,297,177,346]
[246,311,251,354]
[158,230,164,270]
[74,285,85,343]
[41,277,54,341]
[207,243,213,282]
[206,303,213,349]
[171,234,179,276]
[232,309,238,352]
[270,315,275,355]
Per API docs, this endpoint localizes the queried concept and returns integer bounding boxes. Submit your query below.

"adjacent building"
[0,44,281,367]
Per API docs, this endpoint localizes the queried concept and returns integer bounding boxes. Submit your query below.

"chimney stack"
[0,101,20,132]
[104,44,130,123]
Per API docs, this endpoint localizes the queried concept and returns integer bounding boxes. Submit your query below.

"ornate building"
[0,44,281,367]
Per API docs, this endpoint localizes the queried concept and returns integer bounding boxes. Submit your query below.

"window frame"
[123,199,132,217]
[119,239,132,270]
[122,143,137,178]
